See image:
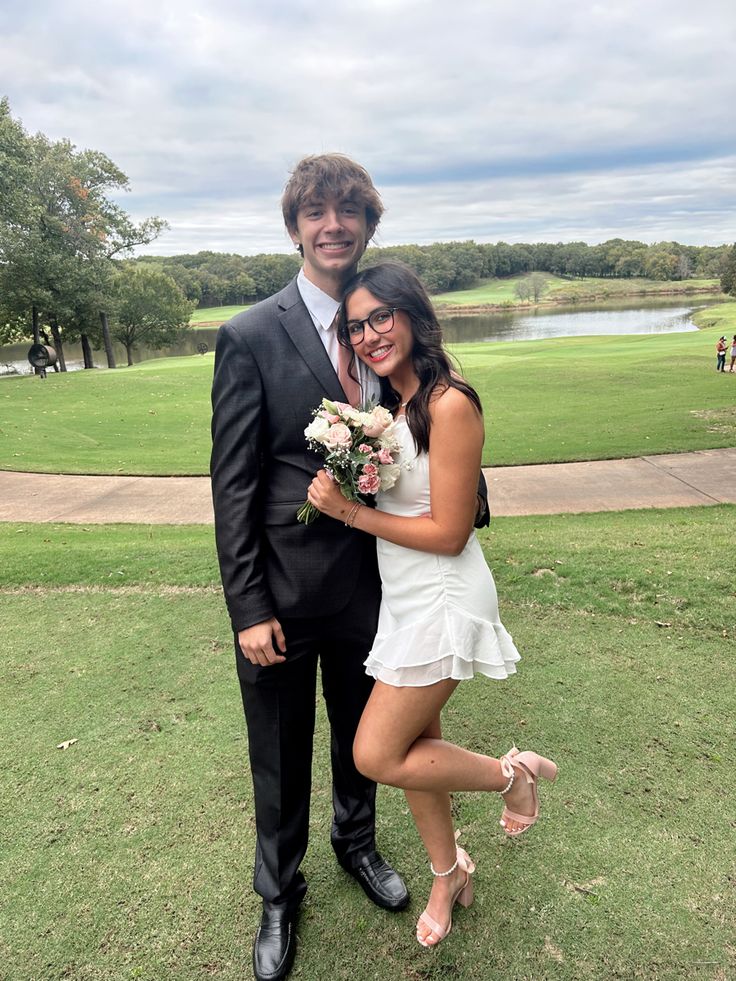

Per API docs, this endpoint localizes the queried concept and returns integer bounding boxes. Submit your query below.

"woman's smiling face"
[345,287,414,378]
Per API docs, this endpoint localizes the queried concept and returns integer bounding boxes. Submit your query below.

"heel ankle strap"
[430,857,458,877]
[499,755,515,795]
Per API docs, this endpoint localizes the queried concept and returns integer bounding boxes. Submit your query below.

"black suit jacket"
[210,277,489,633]
[211,278,380,631]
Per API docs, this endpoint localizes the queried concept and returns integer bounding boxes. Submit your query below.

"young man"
[211,154,488,980]
[211,155,406,981]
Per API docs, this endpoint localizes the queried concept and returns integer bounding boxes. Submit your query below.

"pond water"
[0,295,718,377]
[439,295,710,344]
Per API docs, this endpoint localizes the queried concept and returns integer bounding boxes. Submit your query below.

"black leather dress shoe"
[341,850,409,911]
[252,901,298,981]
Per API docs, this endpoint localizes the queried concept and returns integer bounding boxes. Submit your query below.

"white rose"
[339,405,364,425]
[377,425,401,452]
[304,416,330,443]
[378,463,401,491]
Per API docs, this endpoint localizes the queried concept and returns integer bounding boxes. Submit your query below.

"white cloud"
[2,0,735,254]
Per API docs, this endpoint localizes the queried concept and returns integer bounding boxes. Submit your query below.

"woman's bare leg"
[354,679,531,825]
[353,680,539,942]
[401,712,467,945]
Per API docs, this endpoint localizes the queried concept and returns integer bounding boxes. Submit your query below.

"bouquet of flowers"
[297,398,402,524]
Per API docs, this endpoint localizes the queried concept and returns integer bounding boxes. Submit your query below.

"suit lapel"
[277,279,346,402]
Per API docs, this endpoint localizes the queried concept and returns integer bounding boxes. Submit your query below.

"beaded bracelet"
[430,857,459,877]
[344,502,361,528]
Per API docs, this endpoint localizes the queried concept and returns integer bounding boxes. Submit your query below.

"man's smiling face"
[291,195,369,294]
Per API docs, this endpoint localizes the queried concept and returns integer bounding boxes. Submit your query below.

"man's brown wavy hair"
[282,154,384,251]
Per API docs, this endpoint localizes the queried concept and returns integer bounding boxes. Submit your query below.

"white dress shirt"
[296,269,381,406]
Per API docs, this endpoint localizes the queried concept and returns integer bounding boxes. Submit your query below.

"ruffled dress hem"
[364,601,520,688]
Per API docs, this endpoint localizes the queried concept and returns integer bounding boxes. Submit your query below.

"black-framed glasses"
[345,307,397,344]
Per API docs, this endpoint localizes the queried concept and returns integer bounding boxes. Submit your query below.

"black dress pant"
[237,563,380,906]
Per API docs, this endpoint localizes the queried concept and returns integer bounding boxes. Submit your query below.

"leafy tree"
[694,245,730,279]
[509,244,534,274]
[528,272,549,302]
[245,253,301,299]
[421,245,456,292]
[556,242,589,277]
[614,248,647,278]
[514,273,548,303]
[720,244,736,296]
[162,262,204,304]
[109,264,194,365]
[530,242,556,272]
[361,243,431,281]
[0,97,32,226]
[490,242,514,277]
[644,249,679,281]
[0,309,29,344]
[675,254,691,280]
[0,101,166,368]
[478,244,498,278]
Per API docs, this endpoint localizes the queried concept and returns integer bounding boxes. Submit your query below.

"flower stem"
[296,501,319,524]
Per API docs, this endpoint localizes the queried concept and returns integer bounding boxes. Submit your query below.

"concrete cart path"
[1,447,734,525]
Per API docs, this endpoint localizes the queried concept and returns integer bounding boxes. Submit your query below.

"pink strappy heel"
[416,846,475,948]
[499,746,558,837]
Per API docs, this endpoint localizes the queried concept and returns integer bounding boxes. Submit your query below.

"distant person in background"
[716,336,727,372]
[729,335,736,372]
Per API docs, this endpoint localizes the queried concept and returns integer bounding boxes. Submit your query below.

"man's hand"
[238,618,287,666]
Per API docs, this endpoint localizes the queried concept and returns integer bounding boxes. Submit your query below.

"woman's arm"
[307,387,484,556]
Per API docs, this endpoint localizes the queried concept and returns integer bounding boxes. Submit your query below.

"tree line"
[0,98,193,370]
[2,95,735,374]
[141,238,734,310]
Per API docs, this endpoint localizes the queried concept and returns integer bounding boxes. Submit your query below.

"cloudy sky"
[2,0,734,256]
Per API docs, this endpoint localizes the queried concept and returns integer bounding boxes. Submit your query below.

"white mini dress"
[364,415,521,687]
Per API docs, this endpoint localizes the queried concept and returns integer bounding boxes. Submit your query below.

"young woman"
[307,262,557,948]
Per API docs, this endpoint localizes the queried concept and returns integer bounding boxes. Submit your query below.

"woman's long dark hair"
[336,261,482,453]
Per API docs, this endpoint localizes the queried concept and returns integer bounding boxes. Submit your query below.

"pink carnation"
[377,448,394,465]
[362,463,378,477]
[358,473,381,494]
[358,443,374,456]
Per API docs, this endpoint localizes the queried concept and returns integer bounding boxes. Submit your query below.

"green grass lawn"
[2,304,734,474]
[189,305,250,327]
[434,276,526,305]
[433,276,722,307]
[1,507,734,980]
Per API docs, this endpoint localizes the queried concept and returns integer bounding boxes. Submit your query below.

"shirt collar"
[297,269,340,331]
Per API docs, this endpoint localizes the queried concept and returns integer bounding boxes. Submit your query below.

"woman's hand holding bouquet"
[297,399,401,524]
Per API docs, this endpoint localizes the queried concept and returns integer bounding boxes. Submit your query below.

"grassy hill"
[433,275,722,308]
[1,303,734,474]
